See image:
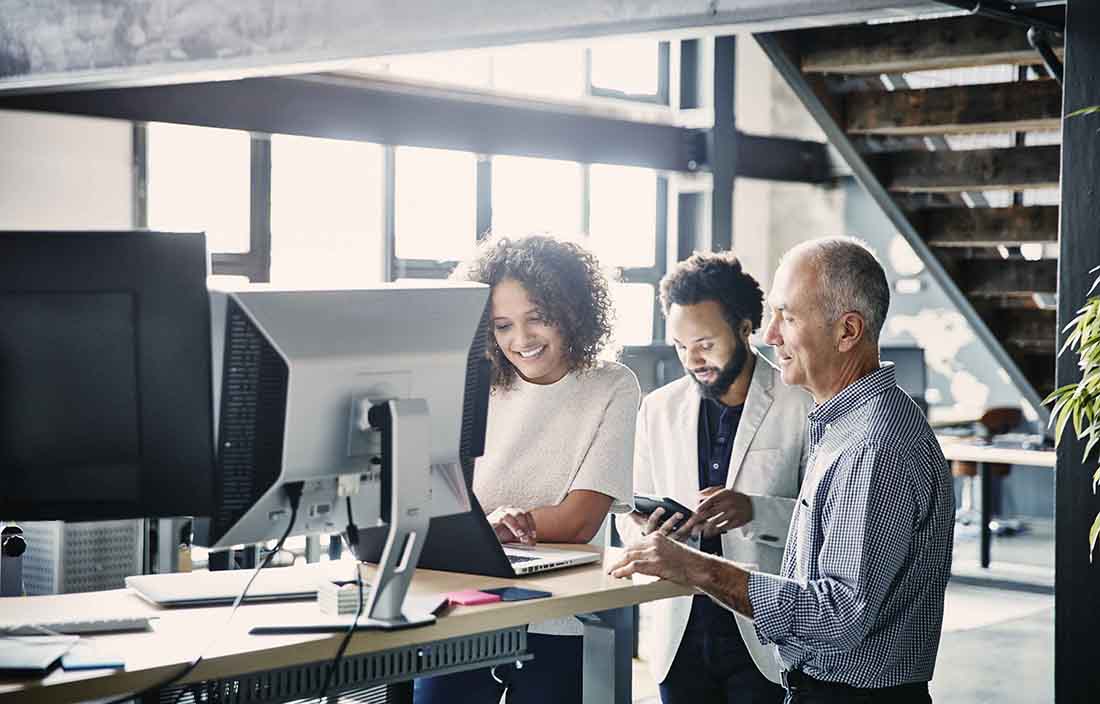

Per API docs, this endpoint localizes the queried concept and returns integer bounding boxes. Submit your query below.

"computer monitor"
[881,345,928,415]
[0,231,216,521]
[195,283,492,627]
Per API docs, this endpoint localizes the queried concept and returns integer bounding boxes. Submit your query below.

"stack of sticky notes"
[318,580,365,616]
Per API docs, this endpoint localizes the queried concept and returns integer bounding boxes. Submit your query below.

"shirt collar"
[808,363,897,426]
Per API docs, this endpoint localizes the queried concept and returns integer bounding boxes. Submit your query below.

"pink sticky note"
[445,589,503,606]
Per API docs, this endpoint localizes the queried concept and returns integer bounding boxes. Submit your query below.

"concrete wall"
[733,37,845,294]
[0,110,132,229]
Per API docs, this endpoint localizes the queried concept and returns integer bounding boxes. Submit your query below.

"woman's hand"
[487,506,537,546]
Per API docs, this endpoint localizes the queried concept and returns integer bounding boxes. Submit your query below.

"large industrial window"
[146,122,250,254]
[491,155,584,238]
[394,146,478,263]
[269,134,385,287]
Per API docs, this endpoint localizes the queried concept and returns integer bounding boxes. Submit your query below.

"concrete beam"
[0,0,940,93]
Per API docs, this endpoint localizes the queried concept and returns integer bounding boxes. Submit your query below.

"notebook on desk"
[126,561,358,607]
[355,491,599,578]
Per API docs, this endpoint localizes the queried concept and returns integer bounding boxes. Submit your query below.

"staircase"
[756,7,1065,420]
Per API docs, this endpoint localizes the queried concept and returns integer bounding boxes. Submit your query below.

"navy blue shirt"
[689,397,744,634]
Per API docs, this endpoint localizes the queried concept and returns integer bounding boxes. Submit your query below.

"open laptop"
[355,491,599,577]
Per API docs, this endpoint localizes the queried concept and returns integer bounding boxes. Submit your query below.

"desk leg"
[980,461,992,568]
[579,607,633,704]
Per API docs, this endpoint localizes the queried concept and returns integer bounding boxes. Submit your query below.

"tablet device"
[632,495,694,531]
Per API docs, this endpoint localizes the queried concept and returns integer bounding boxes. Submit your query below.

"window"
[492,44,586,99]
[146,122,251,253]
[492,155,583,238]
[270,135,384,287]
[394,146,477,262]
[610,282,655,346]
[589,164,657,268]
[590,39,661,96]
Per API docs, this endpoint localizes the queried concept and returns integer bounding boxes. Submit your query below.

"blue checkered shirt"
[747,364,954,688]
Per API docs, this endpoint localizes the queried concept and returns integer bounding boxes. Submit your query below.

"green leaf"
[1056,404,1073,445]
[1087,437,1100,465]
[1069,105,1100,118]
[1093,467,1100,494]
[1090,512,1100,564]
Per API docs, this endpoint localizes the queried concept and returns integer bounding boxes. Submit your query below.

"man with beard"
[616,252,813,704]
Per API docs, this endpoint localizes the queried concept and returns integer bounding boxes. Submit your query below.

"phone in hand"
[632,494,694,532]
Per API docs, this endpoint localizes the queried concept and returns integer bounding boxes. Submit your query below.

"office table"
[937,437,1056,568]
[0,546,692,704]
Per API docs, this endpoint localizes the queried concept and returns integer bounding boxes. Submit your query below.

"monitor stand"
[357,398,435,630]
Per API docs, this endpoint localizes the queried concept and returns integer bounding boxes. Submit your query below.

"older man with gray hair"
[611,236,954,704]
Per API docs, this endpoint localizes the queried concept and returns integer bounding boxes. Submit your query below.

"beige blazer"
[617,351,813,684]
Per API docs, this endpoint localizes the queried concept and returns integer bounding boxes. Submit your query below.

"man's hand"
[629,506,696,542]
[487,506,536,546]
[680,487,753,539]
[609,531,755,617]
[607,531,702,585]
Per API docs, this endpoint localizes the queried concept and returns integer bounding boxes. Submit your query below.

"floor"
[632,518,1056,704]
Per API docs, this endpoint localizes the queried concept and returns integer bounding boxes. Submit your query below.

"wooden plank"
[798,13,1065,75]
[921,205,1060,247]
[845,80,1063,136]
[961,259,1057,296]
[986,308,1057,354]
[875,145,1061,193]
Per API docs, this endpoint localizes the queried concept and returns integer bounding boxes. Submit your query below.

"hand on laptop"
[488,506,537,546]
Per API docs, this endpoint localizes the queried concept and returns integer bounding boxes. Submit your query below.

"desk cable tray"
[156,626,531,704]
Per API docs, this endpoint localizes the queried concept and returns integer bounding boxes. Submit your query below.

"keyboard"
[0,616,153,636]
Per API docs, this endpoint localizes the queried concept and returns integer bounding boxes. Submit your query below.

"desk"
[0,546,691,704]
[937,437,1056,568]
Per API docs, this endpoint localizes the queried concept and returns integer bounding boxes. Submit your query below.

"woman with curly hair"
[415,234,641,704]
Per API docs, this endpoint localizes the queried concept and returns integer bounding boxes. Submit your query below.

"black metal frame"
[1055,1,1100,700]
[116,34,823,349]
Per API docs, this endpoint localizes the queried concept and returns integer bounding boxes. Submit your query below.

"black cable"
[103,481,305,704]
[316,497,366,702]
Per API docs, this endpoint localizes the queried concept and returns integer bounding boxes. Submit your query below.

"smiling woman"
[413,234,641,704]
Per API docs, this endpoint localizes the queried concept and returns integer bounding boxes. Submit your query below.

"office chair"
[953,407,1024,530]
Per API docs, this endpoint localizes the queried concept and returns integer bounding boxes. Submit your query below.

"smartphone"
[632,494,694,531]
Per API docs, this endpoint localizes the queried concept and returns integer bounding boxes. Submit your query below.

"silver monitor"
[196,282,491,627]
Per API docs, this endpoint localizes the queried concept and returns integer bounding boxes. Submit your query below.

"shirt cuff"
[747,571,798,645]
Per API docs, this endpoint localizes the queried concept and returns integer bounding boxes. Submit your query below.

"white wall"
[733,38,845,294]
[0,110,132,229]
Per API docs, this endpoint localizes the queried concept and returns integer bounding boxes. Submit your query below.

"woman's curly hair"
[455,235,615,390]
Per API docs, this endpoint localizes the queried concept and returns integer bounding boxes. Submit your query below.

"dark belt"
[781,669,929,697]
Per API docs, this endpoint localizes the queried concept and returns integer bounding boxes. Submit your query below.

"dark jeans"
[659,597,784,704]
[782,673,931,704]
[414,633,582,704]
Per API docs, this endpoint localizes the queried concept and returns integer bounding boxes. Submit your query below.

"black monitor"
[0,231,216,521]
[881,345,928,415]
